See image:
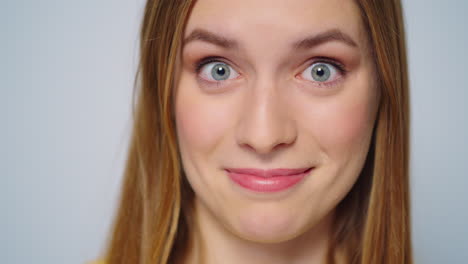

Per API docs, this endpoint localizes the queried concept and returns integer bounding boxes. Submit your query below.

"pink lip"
[225,167,312,193]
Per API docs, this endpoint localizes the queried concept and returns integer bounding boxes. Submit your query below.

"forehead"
[185,0,366,46]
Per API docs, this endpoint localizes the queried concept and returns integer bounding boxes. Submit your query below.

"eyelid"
[195,56,234,73]
[193,56,347,87]
[303,57,347,73]
[195,57,241,83]
[297,58,347,87]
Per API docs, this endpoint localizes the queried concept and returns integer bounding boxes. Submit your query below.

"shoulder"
[87,260,105,264]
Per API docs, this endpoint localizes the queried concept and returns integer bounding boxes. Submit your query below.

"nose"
[235,80,297,155]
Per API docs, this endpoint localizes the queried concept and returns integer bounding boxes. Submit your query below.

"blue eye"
[300,62,340,83]
[199,62,239,82]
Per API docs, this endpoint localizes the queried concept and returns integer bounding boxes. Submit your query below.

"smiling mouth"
[225,167,312,177]
[225,167,313,192]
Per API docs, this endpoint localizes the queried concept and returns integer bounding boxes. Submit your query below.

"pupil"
[217,67,226,76]
[316,67,324,77]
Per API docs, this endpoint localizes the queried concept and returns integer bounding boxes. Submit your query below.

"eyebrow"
[293,29,358,49]
[183,29,238,49]
[183,28,358,50]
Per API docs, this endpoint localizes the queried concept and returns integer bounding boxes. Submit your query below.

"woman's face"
[175,0,379,242]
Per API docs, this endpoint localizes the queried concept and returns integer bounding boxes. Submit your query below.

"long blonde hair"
[103,0,411,263]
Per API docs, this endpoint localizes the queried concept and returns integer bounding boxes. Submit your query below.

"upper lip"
[225,167,312,177]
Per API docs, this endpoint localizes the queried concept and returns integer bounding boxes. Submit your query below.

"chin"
[228,206,308,243]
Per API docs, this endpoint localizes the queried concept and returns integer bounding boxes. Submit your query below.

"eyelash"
[300,57,348,88]
[193,56,348,86]
[308,57,347,74]
[195,56,229,73]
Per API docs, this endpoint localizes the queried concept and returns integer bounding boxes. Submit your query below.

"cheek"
[292,84,378,223]
[175,78,232,157]
[176,104,216,152]
[296,83,378,166]
[302,59,379,158]
[319,97,375,151]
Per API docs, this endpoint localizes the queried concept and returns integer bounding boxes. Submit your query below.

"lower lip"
[226,169,312,193]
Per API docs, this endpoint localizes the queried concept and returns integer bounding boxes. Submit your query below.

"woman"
[99,0,412,263]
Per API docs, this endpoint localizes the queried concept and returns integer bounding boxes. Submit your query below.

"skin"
[174,0,380,263]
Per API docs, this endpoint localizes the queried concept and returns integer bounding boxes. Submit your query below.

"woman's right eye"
[198,61,240,82]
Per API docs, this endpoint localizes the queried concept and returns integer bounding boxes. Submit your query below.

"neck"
[181,199,336,264]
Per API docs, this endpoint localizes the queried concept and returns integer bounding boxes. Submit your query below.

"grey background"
[2,0,467,263]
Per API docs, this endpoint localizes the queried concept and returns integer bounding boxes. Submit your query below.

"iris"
[311,63,331,82]
[211,63,231,81]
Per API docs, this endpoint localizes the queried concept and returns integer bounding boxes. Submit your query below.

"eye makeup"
[186,51,353,91]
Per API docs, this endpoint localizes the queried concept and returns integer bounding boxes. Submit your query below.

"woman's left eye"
[299,62,341,84]
[198,61,240,82]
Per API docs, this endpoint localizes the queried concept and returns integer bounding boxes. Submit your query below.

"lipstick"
[225,167,312,193]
